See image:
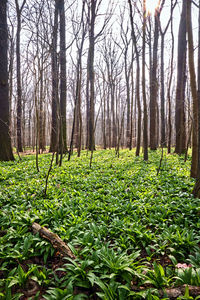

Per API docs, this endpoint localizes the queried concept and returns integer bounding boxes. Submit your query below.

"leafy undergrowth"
[0,149,200,299]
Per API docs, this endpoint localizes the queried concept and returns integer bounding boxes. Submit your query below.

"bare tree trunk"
[15,0,26,152]
[68,2,86,160]
[86,71,90,149]
[39,61,45,152]
[128,0,141,156]
[125,63,131,149]
[193,0,200,196]
[49,1,59,153]
[158,0,175,148]
[111,81,117,148]
[102,77,107,149]
[87,1,96,151]
[77,64,83,157]
[8,23,14,144]
[130,69,134,150]
[0,0,14,161]
[142,0,148,161]
[150,9,159,150]
[175,0,187,154]
[160,34,166,147]
[167,1,175,154]
[68,68,81,161]
[28,108,31,147]
[107,90,111,149]
[58,0,67,154]
[186,0,198,178]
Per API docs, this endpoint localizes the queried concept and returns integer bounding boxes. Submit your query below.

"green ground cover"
[0,150,200,299]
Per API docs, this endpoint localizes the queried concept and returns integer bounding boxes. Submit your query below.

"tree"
[128,0,141,156]
[15,0,26,152]
[167,0,175,154]
[58,0,67,154]
[175,0,187,155]
[86,0,96,151]
[193,0,200,196]
[149,5,160,150]
[49,0,59,153]
[68,1,86,160]
[142,0,148,161]
[186,0,198,178]
[0,0,14,161]
[86,0,112,151]
[159,0,177,147]
[103,34,119,149]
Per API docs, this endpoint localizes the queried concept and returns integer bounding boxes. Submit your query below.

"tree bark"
[128,0,141,156]
[167,1,175,154]
[150,9,159,150]
[175,0,187,155]
[142,0,148,161]
[49,1,59,153]
[15,0,26,152]
[192,0,200,196]
[186,0,198,178]
[58,0,67,154]
[0,0,14,161]
[160,34,166,147]
[87,1,96,151]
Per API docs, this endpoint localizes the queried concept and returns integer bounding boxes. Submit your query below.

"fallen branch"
[32,222,76,259]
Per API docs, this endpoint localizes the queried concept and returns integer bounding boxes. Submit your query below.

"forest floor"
[0,149,200,299]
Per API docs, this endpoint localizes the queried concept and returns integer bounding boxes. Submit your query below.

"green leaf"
[8,278,19,288]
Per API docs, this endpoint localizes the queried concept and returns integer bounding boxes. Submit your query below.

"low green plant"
[144,262,172,288]
[7,264,36,289]
[32,266,52,286]
[187,252,200,268]
[43,285,87,300]
[175,267,200,286]
[0,149,199,298]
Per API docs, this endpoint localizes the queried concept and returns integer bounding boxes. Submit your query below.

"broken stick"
[32,222,76,259]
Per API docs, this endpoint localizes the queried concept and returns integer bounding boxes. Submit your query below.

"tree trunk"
[15,0,26,152]
[49,1,59,153]
[39,63,45,152]
[58,0,67,154]
[130,69,134,151]
[193,0,200,196]
[175,0,187,155]
[87,1,96,151]
[107,90,111,149]
[128,0,141,156]
[111,81,117,148]
[150,10,159,150]
[186,0,198,178]
[0,0,14,161]
[102,77,107,149]
[142,0,148,161]
[8,24,14,144]
[160,34,166,147]
[167,1,175,154]
[125,68,131,149]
